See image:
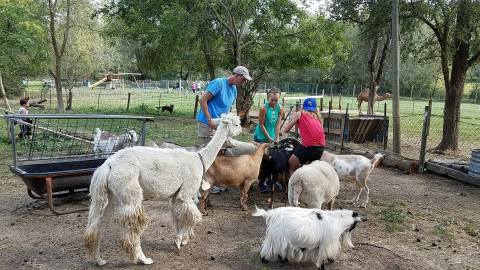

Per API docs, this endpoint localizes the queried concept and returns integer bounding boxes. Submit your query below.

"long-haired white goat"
[288,160,339,210]
[92,128,138,154]
[83,113,242,266]
[321,151,383,208]
[253,207,367,270]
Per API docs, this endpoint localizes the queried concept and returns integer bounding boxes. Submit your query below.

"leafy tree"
[0,0,48,110]
[100,0,349,124]
[329,0,395,114]
[45,0,72,112]
[206,0,349,124]
[408,0,480,151]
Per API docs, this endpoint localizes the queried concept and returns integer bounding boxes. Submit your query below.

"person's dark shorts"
[293,145,325,164]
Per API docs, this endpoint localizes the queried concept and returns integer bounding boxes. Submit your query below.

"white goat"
[321,151,383,208]
[92,128,138,154]
[288,160,339,210]
[253,207,367,270]
[83,113,242,266]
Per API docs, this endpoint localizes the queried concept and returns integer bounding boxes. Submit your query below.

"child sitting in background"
[17,97,32,139]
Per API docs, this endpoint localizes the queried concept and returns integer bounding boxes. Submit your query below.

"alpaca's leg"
[117,194,150,265]
[171,199,202,249]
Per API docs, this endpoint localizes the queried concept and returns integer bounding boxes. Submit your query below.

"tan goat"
[199,143,269,213]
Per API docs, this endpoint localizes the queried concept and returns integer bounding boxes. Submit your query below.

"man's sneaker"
[210,186,222,194]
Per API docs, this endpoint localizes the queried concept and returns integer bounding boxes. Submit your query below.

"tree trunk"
[236,86,253,126]
[0,73,12,111]
[435,0,471,152]
[54,57,65,112]
[367,38,379,114]
[435,48,468,152]
[65,88,73,111]
[200,23,216,80]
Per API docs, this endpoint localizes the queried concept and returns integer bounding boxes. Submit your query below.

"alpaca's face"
[221,114,242,137]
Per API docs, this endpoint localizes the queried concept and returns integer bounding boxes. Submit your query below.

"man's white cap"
[233,66,252,81]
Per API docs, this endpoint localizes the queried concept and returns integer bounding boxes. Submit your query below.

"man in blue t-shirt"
[197,66,252,144]
[197,66,252,194]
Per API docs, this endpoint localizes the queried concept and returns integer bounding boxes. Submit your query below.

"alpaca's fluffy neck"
[198,124,229,169]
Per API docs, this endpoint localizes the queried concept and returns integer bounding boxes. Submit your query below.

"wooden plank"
[359,120,374,143]
[426,162,480,187]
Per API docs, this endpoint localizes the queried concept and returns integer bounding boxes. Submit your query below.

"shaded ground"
[0,166,479,270]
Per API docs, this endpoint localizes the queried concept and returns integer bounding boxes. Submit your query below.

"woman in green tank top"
[254,88,285,143]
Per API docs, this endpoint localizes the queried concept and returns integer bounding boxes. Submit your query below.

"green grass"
[432,217,459,240]
[463,220,480,240]
[14,85,480,157]
[376,202,407,232]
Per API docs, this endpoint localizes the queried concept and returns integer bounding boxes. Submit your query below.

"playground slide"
[89,77,107,89]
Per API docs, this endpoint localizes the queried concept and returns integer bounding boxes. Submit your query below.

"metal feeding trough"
[6,114,153,215]
[469,149,480,177]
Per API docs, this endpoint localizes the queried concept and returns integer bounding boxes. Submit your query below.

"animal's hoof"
[261,257,269,264]
[327,257,335,263]
[139,257,154,265]
[241,205,248,211]
[96,259,107,266]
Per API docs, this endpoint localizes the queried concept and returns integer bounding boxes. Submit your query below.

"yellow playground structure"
[89,73,142,90]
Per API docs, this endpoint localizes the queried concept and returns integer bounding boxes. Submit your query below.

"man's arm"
[200,91,216,128]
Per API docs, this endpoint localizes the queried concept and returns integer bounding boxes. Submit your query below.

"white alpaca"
[83,113,242,266]
[288,160,339,210]
[93,128,138,153]
[253,207,367,270]
[321,151,383,208]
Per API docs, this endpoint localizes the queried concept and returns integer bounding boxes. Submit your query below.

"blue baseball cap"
[303,98,317,111]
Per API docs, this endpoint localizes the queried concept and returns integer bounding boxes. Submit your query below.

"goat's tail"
[84,162,111,257]
[370,153,384,170]
[252,206,268,219]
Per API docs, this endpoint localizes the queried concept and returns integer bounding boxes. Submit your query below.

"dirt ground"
[0,165,479,270]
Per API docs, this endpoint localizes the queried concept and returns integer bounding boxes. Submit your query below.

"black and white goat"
[258,138,299,207]
[92,128,138,154]
[253,207,367,270]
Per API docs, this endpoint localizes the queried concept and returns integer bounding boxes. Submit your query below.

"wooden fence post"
[320,97,323,111]
[193,94,200,118]
[383,103,388,150]
[127,92,131,111]
[97,92,101,111]
[341,104,349,152]
[339,95,342,111]
[418,99,432,172]
[327,99,332,143]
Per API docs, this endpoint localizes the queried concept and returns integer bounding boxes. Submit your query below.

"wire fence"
[11,80,479,162]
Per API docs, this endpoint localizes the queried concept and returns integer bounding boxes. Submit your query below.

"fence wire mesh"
[6,115,150,163]
[15,80,480,162]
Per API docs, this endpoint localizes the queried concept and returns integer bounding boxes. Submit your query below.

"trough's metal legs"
[43,177,88,215]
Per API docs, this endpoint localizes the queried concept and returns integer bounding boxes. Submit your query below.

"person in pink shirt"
[282,97,325,176]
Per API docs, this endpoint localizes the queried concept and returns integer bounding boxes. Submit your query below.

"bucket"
[469,149,480,176]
